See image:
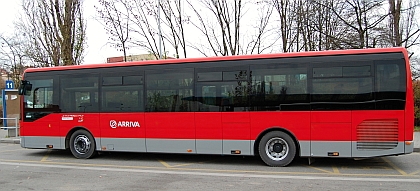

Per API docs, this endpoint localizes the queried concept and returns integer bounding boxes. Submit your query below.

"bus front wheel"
[258,131,296,167]
[69,130,97,159]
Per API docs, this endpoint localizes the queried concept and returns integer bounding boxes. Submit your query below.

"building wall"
[107,54,174,63]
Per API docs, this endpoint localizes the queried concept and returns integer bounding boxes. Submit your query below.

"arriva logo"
[110,120,140,128]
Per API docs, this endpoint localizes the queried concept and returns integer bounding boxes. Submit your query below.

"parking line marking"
[169,161,208,168]
[1,158,420,178]
[1,161,419,183]
[41,150,51,162]
[382,158,407,175]
[332,165,340,174]
[409,169,420,175]
[157,159,208,168]
[306,165,334,174]
[158,159,172,168]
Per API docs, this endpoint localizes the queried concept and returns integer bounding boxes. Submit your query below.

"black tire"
[69,129,97,159]
[258,131,296,167]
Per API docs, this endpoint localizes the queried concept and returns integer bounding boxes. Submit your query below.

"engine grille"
[356,119,399,150]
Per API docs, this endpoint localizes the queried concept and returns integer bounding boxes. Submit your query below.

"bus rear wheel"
[258,131,296,167]
[69,130,96,159]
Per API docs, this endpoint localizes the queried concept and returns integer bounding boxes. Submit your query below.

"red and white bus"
[18,47,414,166]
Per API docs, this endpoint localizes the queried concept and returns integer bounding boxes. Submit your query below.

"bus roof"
[24,47,407,73]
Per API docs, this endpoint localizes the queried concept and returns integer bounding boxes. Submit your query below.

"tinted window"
[311,64,374,110]
[196,68,249,112]
[60,75,99,112]
[146,69,194,112]
[311,78,374,110]
[23,78,58,121]
[103,76,122,86]
[375,59,406,110]
[250,64,308,111]
[313,67,341,78]
[102,75,144,112]
[313,65,371,78]
[124,75,143,85]
[196,81,248,112]
[343,65,371,77]
[223,70,247,81]
[197,72,222,81]
[24,79,54,109]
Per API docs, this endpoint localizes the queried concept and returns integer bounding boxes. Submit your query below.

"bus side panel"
[352,110,405,157]
[195,112,222,154]
[59,113,100,149]
[222,112,250,155]
[310,111,352,157]
[20,115,61,149]
[99,113,145,152]
[250,111,311,156]
[145,112,195,153]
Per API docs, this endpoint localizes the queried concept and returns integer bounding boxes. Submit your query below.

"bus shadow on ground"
[25,149,391,170]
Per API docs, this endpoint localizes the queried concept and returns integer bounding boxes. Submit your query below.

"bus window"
[25,79,53,109]
[146,69,194,112]
[375,59,406,110]
[60,75,99,112]
[101,75,144,112]
[250,64,308,111]
[311,64,374,110]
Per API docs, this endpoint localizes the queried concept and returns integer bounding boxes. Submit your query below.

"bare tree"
[96,0,130,61]
[17,0,86,66]
[272,0,296,52]
[97,0,190,59]
[270,0,345,52]
[312,0,387,49]
[388,0,420,49]
[188,0,243,56]
[244,1,276,54]
[159,0,188,58]
[0,34,26,87]
[126,0,164,59]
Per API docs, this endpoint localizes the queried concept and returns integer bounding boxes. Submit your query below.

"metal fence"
[0,118,19,137]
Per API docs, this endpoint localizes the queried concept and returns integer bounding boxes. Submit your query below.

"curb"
[0,138,20,144]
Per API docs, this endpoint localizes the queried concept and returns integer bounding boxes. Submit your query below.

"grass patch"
[415,126,420,132]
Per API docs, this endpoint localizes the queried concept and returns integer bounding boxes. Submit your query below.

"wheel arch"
[253,127,300,157]
[65,126,96,150]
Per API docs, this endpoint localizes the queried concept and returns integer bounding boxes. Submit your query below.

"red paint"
[20,110,407,143]
[195,112,222,139]
[145,113,195,139]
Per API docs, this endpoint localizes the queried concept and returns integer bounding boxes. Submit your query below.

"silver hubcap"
[73,135,91,155]
[265,137,289,161]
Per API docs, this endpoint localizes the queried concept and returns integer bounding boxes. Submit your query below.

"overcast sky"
[1,1,419,65]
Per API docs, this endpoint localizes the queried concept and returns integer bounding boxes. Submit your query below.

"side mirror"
[18,80,32,95]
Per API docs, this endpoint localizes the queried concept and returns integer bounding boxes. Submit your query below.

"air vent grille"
[356,119,398,150]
